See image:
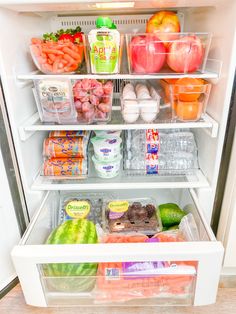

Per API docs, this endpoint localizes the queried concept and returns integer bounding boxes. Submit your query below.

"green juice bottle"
[88,17,120,74]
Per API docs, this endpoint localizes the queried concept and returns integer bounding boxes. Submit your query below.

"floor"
[0,282,236,314]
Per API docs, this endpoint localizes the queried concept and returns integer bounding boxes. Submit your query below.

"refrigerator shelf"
[19,110,219,141]
[31,168,209,191]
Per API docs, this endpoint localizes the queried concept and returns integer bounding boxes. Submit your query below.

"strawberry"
[73,32,84,44]
[58,33,74,42]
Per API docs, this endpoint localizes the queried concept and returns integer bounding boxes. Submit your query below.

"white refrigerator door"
[0,147,20,292]
[217,128,236,272]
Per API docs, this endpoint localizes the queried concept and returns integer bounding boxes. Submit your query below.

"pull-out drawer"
[11,189,223,307]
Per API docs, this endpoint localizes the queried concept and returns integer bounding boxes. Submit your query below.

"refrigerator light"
[95,2,135,9]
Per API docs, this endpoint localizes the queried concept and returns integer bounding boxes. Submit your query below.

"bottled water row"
[124,129,199,175]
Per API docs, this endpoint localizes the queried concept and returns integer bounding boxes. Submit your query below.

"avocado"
[158,203,186,227]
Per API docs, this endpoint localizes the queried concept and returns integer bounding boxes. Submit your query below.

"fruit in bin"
[44,219,98,292]
[129,35,166,73]
[174,78,205,101]
[166,35,204,73]
[176,100,202,121]
[168,224,179,230]
[146,11,180,33]
[146,11,181,43]
[158,203,186,227]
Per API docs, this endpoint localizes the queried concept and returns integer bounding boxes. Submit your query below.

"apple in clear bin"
[146,11,180,43]
[167,36,204,73]
[129,35,166,74]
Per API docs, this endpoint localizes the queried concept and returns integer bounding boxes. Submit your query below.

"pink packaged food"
[73,79,113,124]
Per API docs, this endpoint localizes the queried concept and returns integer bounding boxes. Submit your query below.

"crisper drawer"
[11,189,223,307]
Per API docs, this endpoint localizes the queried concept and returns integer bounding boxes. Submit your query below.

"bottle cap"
[96,17,113,29]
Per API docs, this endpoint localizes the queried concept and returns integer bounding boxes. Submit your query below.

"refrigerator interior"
[0,1,236,222]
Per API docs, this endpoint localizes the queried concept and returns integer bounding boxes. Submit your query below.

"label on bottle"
[65,200,90,219]
[145,129,159,174]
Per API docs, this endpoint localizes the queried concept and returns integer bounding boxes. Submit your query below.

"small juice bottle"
[88,17,121,74]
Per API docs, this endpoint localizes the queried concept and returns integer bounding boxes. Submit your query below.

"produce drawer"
[11,189,223,307]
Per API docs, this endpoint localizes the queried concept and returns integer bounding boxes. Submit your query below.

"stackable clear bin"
[126,33,212,75]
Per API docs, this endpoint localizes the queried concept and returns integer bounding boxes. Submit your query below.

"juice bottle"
[88,17,121,74]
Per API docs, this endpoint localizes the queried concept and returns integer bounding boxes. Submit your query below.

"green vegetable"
[159,203,186,227]
[168,224,179,230]
[42,26,82,42]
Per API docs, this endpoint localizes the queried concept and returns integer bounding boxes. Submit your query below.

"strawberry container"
[126,33,212,75]
[160,79,212,122]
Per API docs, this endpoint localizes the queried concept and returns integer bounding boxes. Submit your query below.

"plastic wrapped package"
[48,131,89,138]
[43,136,89,158]
[103,198,162,235]
[123,129,199,175]
[33,80,77,123]
[57,192,110,226]
[43,158,88,178]
[95,234,196,304]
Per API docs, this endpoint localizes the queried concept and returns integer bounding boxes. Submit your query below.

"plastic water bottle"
[123,129,198,174]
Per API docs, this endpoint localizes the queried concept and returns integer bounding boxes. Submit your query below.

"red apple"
[129,35,166,74]
[146,11,180,43]
[166,36,204,73]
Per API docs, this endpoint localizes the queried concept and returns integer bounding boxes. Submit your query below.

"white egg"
[140,100,159,122]
[123,112,139,123]
[141,111,158,122]
[123,91,136,100]
[123,83,134,94]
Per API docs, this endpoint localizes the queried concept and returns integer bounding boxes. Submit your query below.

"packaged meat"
[43,158,88,178]
[34,79,77,123]
[43,137,88,158]
[48,131,89,138]
[103,198,162,235]
[72,79,113,123]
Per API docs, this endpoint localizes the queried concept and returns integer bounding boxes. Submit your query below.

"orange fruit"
[174,78,205,102]
[176,100,203,121]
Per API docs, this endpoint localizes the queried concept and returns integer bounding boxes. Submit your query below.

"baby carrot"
[42,48,64,55]
[31,38,43,44]
[62,47,81,60]
[63,53,75,65]
[48,53,56,62]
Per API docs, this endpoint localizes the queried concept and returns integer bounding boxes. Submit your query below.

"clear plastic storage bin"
[33,79,114,124]
[160,79,212,121]
[121,81,161,123]
[126,33,212,74]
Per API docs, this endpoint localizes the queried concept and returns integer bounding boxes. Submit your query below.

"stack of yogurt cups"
[121,82,160,123]
[91,130,122,179]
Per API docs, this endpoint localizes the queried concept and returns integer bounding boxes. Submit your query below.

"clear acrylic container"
[33,79,77,124]
[72,79,114,124]
[30,40,85,74]
[126,33,212,74]
[102,198,162,235]
[160,79,212,121]
[121,81,161,123]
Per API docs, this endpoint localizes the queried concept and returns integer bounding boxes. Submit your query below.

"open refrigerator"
[0,0,236,308]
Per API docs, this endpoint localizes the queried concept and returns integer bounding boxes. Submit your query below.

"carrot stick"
[42,48,64,55]
[63,53,75,64]
[62,47,81,60]
[48,53,56,61]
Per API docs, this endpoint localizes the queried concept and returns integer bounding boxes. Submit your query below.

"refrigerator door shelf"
[11,189,223,307]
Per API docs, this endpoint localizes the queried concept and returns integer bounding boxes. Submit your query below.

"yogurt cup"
[92,154,122,178]
[91,136,122,161]
[94,130,122,138]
